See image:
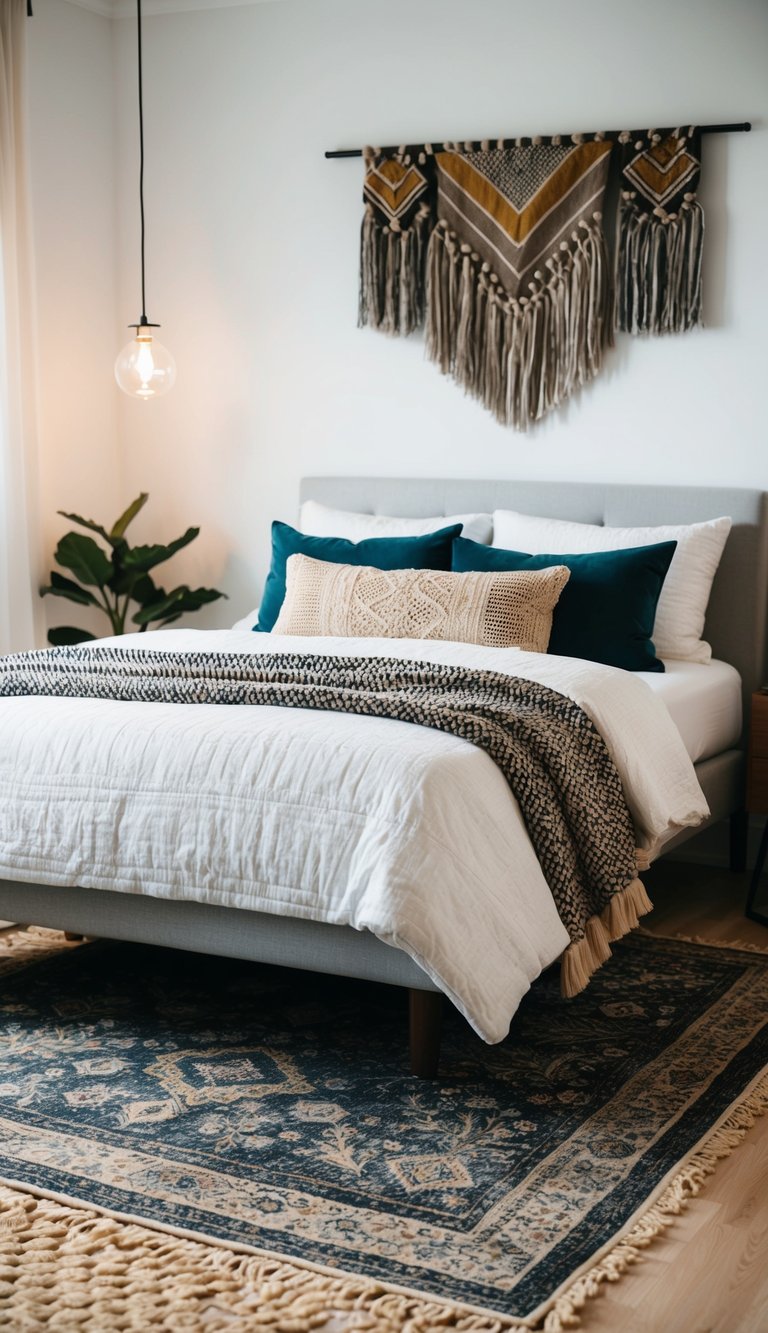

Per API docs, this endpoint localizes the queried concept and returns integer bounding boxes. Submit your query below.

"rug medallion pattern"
[0,931,766,1321]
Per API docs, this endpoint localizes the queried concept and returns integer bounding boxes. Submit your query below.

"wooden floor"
[571,860,768,1333]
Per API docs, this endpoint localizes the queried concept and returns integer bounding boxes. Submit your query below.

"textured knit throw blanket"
[0,646,652,996]
[359,128,704,428]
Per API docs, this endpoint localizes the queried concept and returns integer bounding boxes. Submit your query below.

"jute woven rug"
[0,925,766,1331]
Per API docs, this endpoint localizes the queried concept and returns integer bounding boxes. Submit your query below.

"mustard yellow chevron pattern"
[363,157,430,223]
[434,141,612,293]
[436,141,611,243]
[622,134,699,208]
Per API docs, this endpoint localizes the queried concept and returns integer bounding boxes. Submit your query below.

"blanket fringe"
[425,213,611,430]
[560,877,653,999]
[359,202,432,335]
[615,192,704,334]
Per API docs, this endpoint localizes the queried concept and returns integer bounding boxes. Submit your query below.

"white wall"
[31,0,768,629]
[111,0,768,625]
[26,0,121,641]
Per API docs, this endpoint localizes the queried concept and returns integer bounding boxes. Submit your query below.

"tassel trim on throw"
[560,875,654,999]
[615,190,704,334]
[358,201,432,335]
[425,213,612,431]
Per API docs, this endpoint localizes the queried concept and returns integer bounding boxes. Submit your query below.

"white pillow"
[300,499,493,546]
[492,510,732,664]
[232,609,259,630]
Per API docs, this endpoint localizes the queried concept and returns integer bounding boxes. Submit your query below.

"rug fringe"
[0,1180,528,1331]
[539,1066,768,1332]
[1,1066,767,1330]
[560,878,653,999]
[0,929,765,1330]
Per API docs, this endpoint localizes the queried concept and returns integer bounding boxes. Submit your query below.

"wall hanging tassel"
[424,139,614,427]
[615,127,704,334]
[423,141,612,430]
[359,148,434,334]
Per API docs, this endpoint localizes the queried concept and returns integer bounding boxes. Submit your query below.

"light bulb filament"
[114,328,176,399]
[136,336,156,393]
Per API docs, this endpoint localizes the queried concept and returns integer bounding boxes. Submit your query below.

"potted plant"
[40,493,226,645]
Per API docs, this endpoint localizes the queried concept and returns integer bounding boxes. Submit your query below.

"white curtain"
[0,0,42,655]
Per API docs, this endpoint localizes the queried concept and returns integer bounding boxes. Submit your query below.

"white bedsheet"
[640,659,742,763]
[0,632,708,1042]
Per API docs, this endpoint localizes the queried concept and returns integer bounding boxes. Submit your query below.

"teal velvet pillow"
[452,536,677,671]
[257,521,463,632]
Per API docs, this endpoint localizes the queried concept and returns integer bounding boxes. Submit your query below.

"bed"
[1,478,766,1076]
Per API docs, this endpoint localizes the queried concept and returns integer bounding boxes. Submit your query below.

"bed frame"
[2,478,766,1076]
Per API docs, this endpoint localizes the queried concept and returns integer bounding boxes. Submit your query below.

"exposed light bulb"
[115,327,176,400]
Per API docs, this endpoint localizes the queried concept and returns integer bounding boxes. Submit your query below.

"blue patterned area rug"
[0,926,766,1330]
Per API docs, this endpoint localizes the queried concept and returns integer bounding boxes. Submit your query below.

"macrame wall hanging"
[332,122,749,431]
[615,130,704,335]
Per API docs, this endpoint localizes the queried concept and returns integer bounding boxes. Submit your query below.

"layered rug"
[0,926,766,1331]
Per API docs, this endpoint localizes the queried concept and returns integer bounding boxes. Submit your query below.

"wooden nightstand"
[746,691,768,926]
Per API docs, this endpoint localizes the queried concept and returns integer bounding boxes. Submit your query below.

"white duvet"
[0,631,708,1042]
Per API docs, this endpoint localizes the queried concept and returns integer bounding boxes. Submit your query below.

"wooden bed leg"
[64,932,84,941]
[409,989,443,1079]
[730,810,748,873]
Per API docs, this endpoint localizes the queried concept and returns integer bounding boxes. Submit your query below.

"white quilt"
[0,631,708,1042]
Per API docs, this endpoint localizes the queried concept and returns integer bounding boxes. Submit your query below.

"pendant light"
[115,0,176,400]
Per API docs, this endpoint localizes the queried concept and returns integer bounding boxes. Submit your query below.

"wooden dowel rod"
[325,121,752,159]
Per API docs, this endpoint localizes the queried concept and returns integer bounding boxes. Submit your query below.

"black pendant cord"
[137,0,147,324]
[324,121,752,159]
[129,0,157,330]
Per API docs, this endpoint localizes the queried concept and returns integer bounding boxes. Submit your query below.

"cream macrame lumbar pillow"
[272,554,570,651]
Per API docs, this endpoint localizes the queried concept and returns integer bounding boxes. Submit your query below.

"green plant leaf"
[127,574,163,606]
[54,533,113,588]
[47,627,97,646]
[107,561,142,596]
[56,510,111,543]
[106,572,131,596]
[110,493,149,540]
[40,572,101,607]
[131,591,183,625]
[121,527,200,574]
[131,585,225,626]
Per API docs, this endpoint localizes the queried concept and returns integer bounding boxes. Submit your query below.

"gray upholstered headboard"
[299,478,768,722]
